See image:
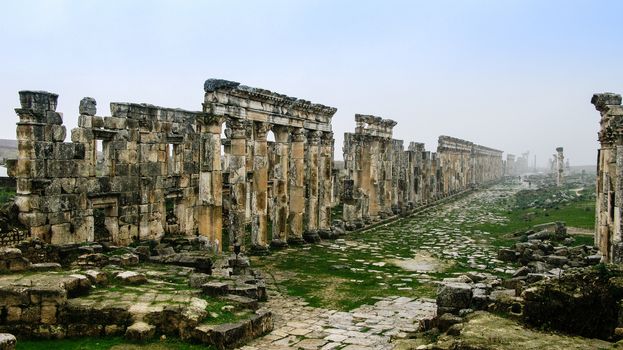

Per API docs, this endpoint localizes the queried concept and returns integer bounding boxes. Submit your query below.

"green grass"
[17,337,213,350]
[0,186,15,204]
[252,179,598,311]
[201,299,251,324]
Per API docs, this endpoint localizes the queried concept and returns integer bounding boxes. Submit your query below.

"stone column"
[318,131,334,237]
[226,119,248,250]
[304,130,322,243]
[271,126,290,248]
[287,128,306,245]
[556,147,565,187]
[198,115,224,252]
[366,136,379,220]
[250,122,270,254]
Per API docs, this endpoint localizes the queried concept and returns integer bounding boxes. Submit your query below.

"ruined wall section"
[342,121,503,229]
[472,144,504,184]
[8,91,210,246]
[342,115,397,227]
[437,136,473,194]
[591,93,623,263]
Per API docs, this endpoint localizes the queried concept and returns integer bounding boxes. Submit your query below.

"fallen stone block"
[125,322,155,341]
[437,282,472,314]
[84,270,108,285]
[115,271,147,285]
[30,263,62,271]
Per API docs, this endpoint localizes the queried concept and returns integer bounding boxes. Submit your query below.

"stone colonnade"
[8,79,337,253]
[342,116,503,229]
[591,93,623,263]
[202,80,337,251]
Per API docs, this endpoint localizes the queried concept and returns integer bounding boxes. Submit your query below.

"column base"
[270,239,289,249]
[303,231,321,243]
[287,236,307,246]
[248,244,270,256]
[318,229,336,239]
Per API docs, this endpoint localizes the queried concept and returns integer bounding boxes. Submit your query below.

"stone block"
[437,282,473,314]
[125,322,155,341]
[115,271,147,285]
[0,333,16,350]
[79,97,96,116]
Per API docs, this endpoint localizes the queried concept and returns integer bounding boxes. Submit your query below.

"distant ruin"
[341,115,504,229]
[5,80,506,251]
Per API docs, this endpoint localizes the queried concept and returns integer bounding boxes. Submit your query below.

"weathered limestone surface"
[591,92,623,263]
[342,117,504,229]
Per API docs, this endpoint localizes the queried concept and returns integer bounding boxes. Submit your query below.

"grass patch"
[0,186,15,204]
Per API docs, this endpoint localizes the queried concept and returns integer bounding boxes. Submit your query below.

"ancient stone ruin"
[591,92,623,263]
[341,116,503,229]
[5,80,337,253]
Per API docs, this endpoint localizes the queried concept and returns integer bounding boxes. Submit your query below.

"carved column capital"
[307,130,322,145]
[254,122,271,141]
[226,119,247,139]
[291,128,306,143]
[321,131,334,145]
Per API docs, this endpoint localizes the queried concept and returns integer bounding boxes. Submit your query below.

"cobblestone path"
[241,183,523,349]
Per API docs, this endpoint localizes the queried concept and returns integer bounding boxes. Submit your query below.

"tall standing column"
[287,128,306,245]
[198,115,224,252]
[227,119,248,250]
[318,131,334,237]
[271,126,290,247]
[304,130,322,243]
[556,147,565,187]
[250,122,270,254]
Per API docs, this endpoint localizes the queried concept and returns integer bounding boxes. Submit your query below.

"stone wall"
[591,92,623,263]
[342,116,504,229]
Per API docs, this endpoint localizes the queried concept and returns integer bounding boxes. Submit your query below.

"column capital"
[226,119,247,139]
[291,128,306,142]
[307,130,323,145]
[321,131,334,145]
[254,122,272,141]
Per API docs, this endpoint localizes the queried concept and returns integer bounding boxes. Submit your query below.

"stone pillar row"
[222,120,333,251]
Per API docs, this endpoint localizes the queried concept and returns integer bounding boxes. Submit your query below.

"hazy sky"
[1,0,622,166]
